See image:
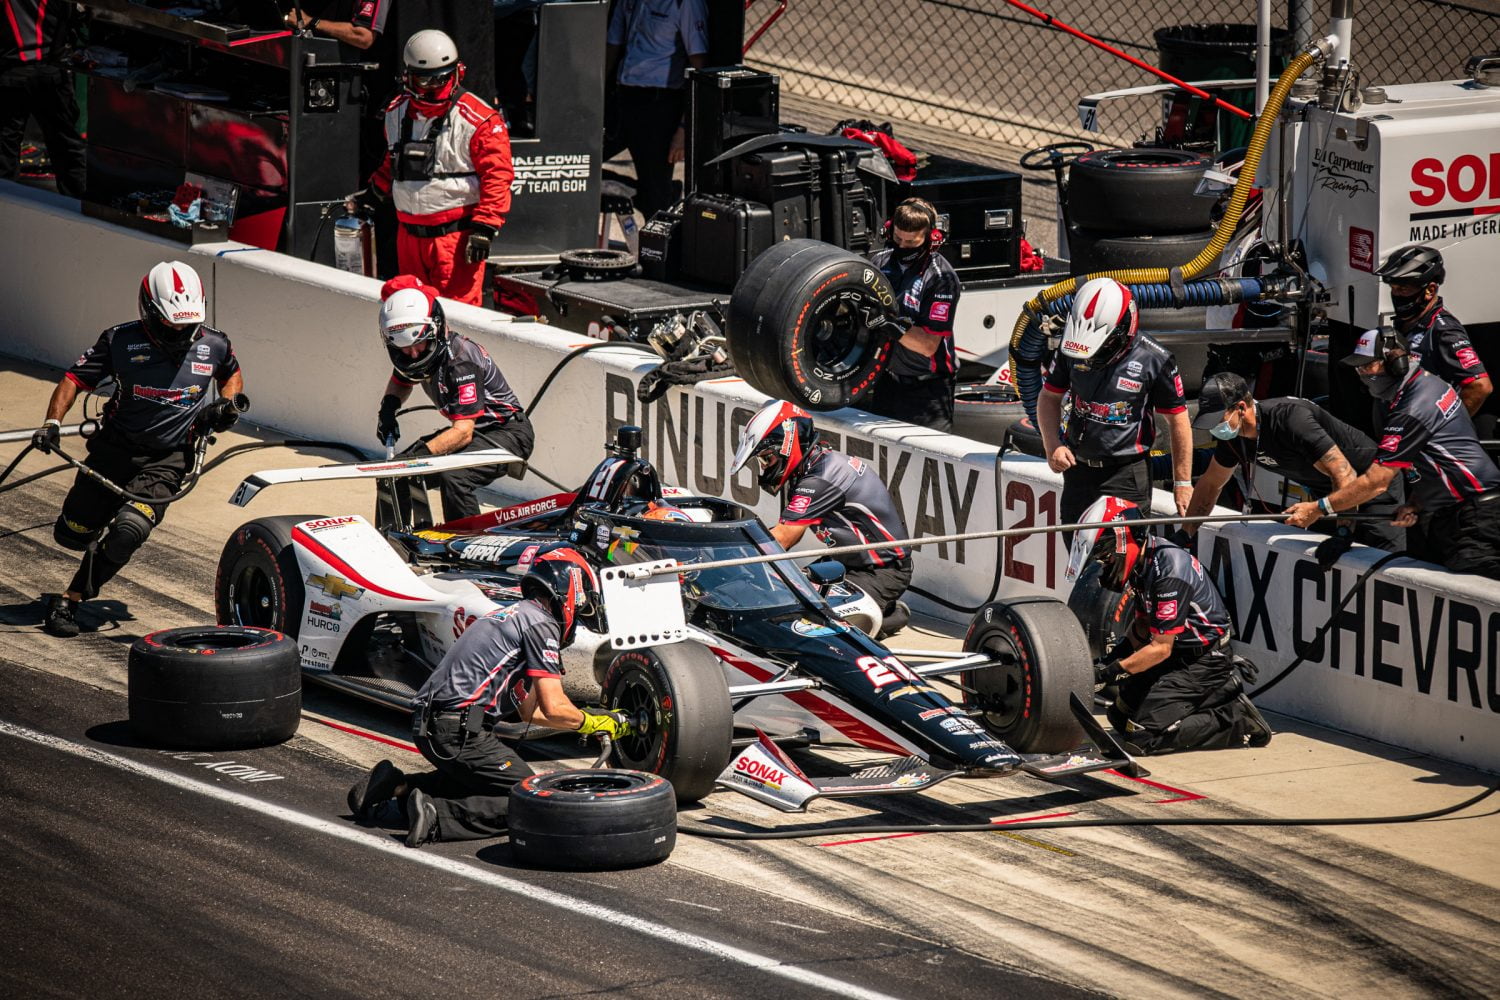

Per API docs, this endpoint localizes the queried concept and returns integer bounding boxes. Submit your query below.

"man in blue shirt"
[605,0,710,220]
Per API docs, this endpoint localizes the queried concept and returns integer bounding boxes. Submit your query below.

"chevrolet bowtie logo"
[306,573,365,600]
[614,526,640,543]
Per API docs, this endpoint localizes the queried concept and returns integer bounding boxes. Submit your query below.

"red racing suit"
[369,90,513,305]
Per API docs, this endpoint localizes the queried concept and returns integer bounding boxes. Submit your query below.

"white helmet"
[1059,277,1138,368]
[402,30,461,106]
[138,260,206,351]
[379,285,448,381]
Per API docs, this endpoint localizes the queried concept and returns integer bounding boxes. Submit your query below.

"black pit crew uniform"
[1043,334,1187,526]
[1213,397,1405,552]
[397,333,535,521]
[1403,298,1488,395]
[403,600,558,841]
[1109,538,1266,754]
[54,324,240,599]
[1,0,86,196]
[780,446,912,617]
[865,247,962,431]
[1375,367,1500,578]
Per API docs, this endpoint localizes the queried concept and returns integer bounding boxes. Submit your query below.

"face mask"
[1390,288,1425,322]
[1360,370,1402,400]
[1209,418,1239,441]
[893,244,928,268]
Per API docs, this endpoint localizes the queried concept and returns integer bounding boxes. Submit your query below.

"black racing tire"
[1004,416,1046,458]
[727,238,898,411]
[951,383,1027,447]
[508,769,676,870]
[1067,227,1218,276]
[1067,148,1215,235]
[557,248,638,280]
[603,642,733,803]
[1064,560,1137,661]
[128,626,301,749]
[961,598,1092,753]
[215,515,325,637]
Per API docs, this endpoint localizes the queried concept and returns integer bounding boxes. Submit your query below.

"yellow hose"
[1008,42,1332,381]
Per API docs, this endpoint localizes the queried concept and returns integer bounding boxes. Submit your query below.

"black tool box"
[638,205,684,282]
[897,154,1023,280]
[818,146,886,255]
[679,192,775,289]
[686,65,779,197]
[730,148,821,244]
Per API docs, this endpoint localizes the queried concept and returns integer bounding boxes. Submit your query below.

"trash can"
[1154,23,1294,151]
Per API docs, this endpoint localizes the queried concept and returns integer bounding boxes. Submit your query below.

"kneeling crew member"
[348,544,634,847]
[1287,328,1500,579]
[1378,245,1491,416]
[730,399,913,638]
[376,277,535,522]
[1068,496,1272,754]
[865,198,962,432]
[1185,372,1405,551]
[33,261,244,638]
[1039,277,1194,523]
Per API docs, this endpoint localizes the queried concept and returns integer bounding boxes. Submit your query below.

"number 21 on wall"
[1002,481,1058,589]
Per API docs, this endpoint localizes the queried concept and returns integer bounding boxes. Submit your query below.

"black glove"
[464,223,496,264]
[31,421,60,453]
[1093,657,1128,693]
[201,397,242,433]
[400,438,433,458]
[347,187,387,218]
[1163,527,1193,549]
[576,708,634,739]
[377,394,401,447]
[1313,531,1355,573]
[868,313,911,339]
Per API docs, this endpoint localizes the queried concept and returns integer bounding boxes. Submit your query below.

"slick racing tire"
[1004,416,1046,458]
[961,597,1092,753]
[951,383,1027,447]
[1067,148,1215,235]
[215,515,326,637]
[128,626,301,750]
[508,769,676,870]
[603,642,733,803]
[1064,560,1137,661]
[1067,227,1218,277]
[727,238,898,411]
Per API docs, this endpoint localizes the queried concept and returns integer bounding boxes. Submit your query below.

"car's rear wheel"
[961,597,1091,753]
[215,515,326,637]
[603,642,733,803]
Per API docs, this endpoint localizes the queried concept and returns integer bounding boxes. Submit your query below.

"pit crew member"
[1286,328,1500,579]
[351,30,512,305]
[730,399,913,638]
[376,277,534,522]
[1038,277,1194,525]
[348,545,635,847]
[31,262,244,637]
[1377,245,1491,417]
[1068,496,1272,754]
[865,197,962,432]
[1185,372,1405,552]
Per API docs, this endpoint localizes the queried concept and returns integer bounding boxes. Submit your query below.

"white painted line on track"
[1,720,907,1000]
[666,898,722,911]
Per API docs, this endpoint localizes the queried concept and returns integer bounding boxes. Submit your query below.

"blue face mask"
[1209,418,1238,441]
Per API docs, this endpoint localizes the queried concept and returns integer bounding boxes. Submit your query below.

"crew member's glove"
[464,223,496,264]
[377,394,401,446]
[200,396,243,433]
[31,420,60,454]
[576,708,634,740]
[1093,657,1129,694]
[868,313,911,339]
[400,439,433,458]
[347,187,387,218]
[1313,530,1355,573]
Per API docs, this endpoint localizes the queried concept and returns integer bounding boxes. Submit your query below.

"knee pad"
[100,502,156,564]
[54,514,102,552]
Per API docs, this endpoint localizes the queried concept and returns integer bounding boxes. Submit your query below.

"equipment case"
[730,148,821,244]
[818,147,885,255]
[679,193,775,289]
[897,154,1023,279]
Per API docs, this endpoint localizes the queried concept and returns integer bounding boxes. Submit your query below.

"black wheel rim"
[972,627,1029,732]
[229,562,279,629]
[805,294,877,381]
[547,772,640,794]
[609,667,669,770]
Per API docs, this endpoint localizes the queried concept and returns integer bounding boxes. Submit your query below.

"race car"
[216,427,1142,809]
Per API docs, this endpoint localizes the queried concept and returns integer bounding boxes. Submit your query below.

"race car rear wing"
[228,450,524,507]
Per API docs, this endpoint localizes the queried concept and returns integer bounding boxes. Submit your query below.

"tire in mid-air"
[1067,148,1215,235]
[128,626,301,749]
[215,515,325,636]
[961,597,1092,753]
[602,641,733,803]
[727,238,898,411]
[508,769,676,870]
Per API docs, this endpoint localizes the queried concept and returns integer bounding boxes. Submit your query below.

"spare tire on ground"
[727,238,898,411]
[508,768,677,870]
[961,598,1092,753]
[129,626,301,749]
[1067,148,1215,235]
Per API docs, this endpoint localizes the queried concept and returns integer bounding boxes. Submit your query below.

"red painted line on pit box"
[1106,768,1205,804]
[818,811,1078,847]
[310,716,420,754]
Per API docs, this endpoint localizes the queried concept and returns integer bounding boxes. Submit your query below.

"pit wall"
[2,182,1495,773]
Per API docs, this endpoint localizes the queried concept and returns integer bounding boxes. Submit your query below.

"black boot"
[1235,693,1274,748]
[348,759,405,824]
[42,595,81,638]
[876,600,910,640]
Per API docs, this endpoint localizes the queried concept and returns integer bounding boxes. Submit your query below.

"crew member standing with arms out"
[1184,372,1405,552]
[347,544,634,847]
[1038,277,1194,524]
[730,399,914,638]
[376,276,535,522]
[31,262,245,637]
[866,198,962,432]
[0,0,86,195]
[1286,327,1500,579]
[351,30,512,305]
[1378,245,1491,417]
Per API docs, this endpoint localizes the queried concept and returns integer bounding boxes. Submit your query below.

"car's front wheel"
[215,515,325,637]
[961,597,1092,753]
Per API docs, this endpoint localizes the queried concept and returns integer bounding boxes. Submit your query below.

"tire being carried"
[961,598,1092,753]
[508,769,676,870]
[128,626,301,749]
[728,238,898,411]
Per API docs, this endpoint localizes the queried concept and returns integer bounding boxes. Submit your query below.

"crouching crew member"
[1039,277,1195,525]
[730,399,913,638]
[865,198,962,432]
[1378,245,1491,416]
[1186,372,1405,551]
[348,545,635,847]
[375,277,535,522]
[1068,496,1272,754]
[1286,327,1500,579]
[32,262,244,637]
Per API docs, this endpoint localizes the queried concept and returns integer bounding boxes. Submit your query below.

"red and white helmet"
[402,29,463,115]
[1065,496,1149,591]
[138,261,206,351]
[379,282,448,381]
[1059,277,1138,368]
[730,399,820,492]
